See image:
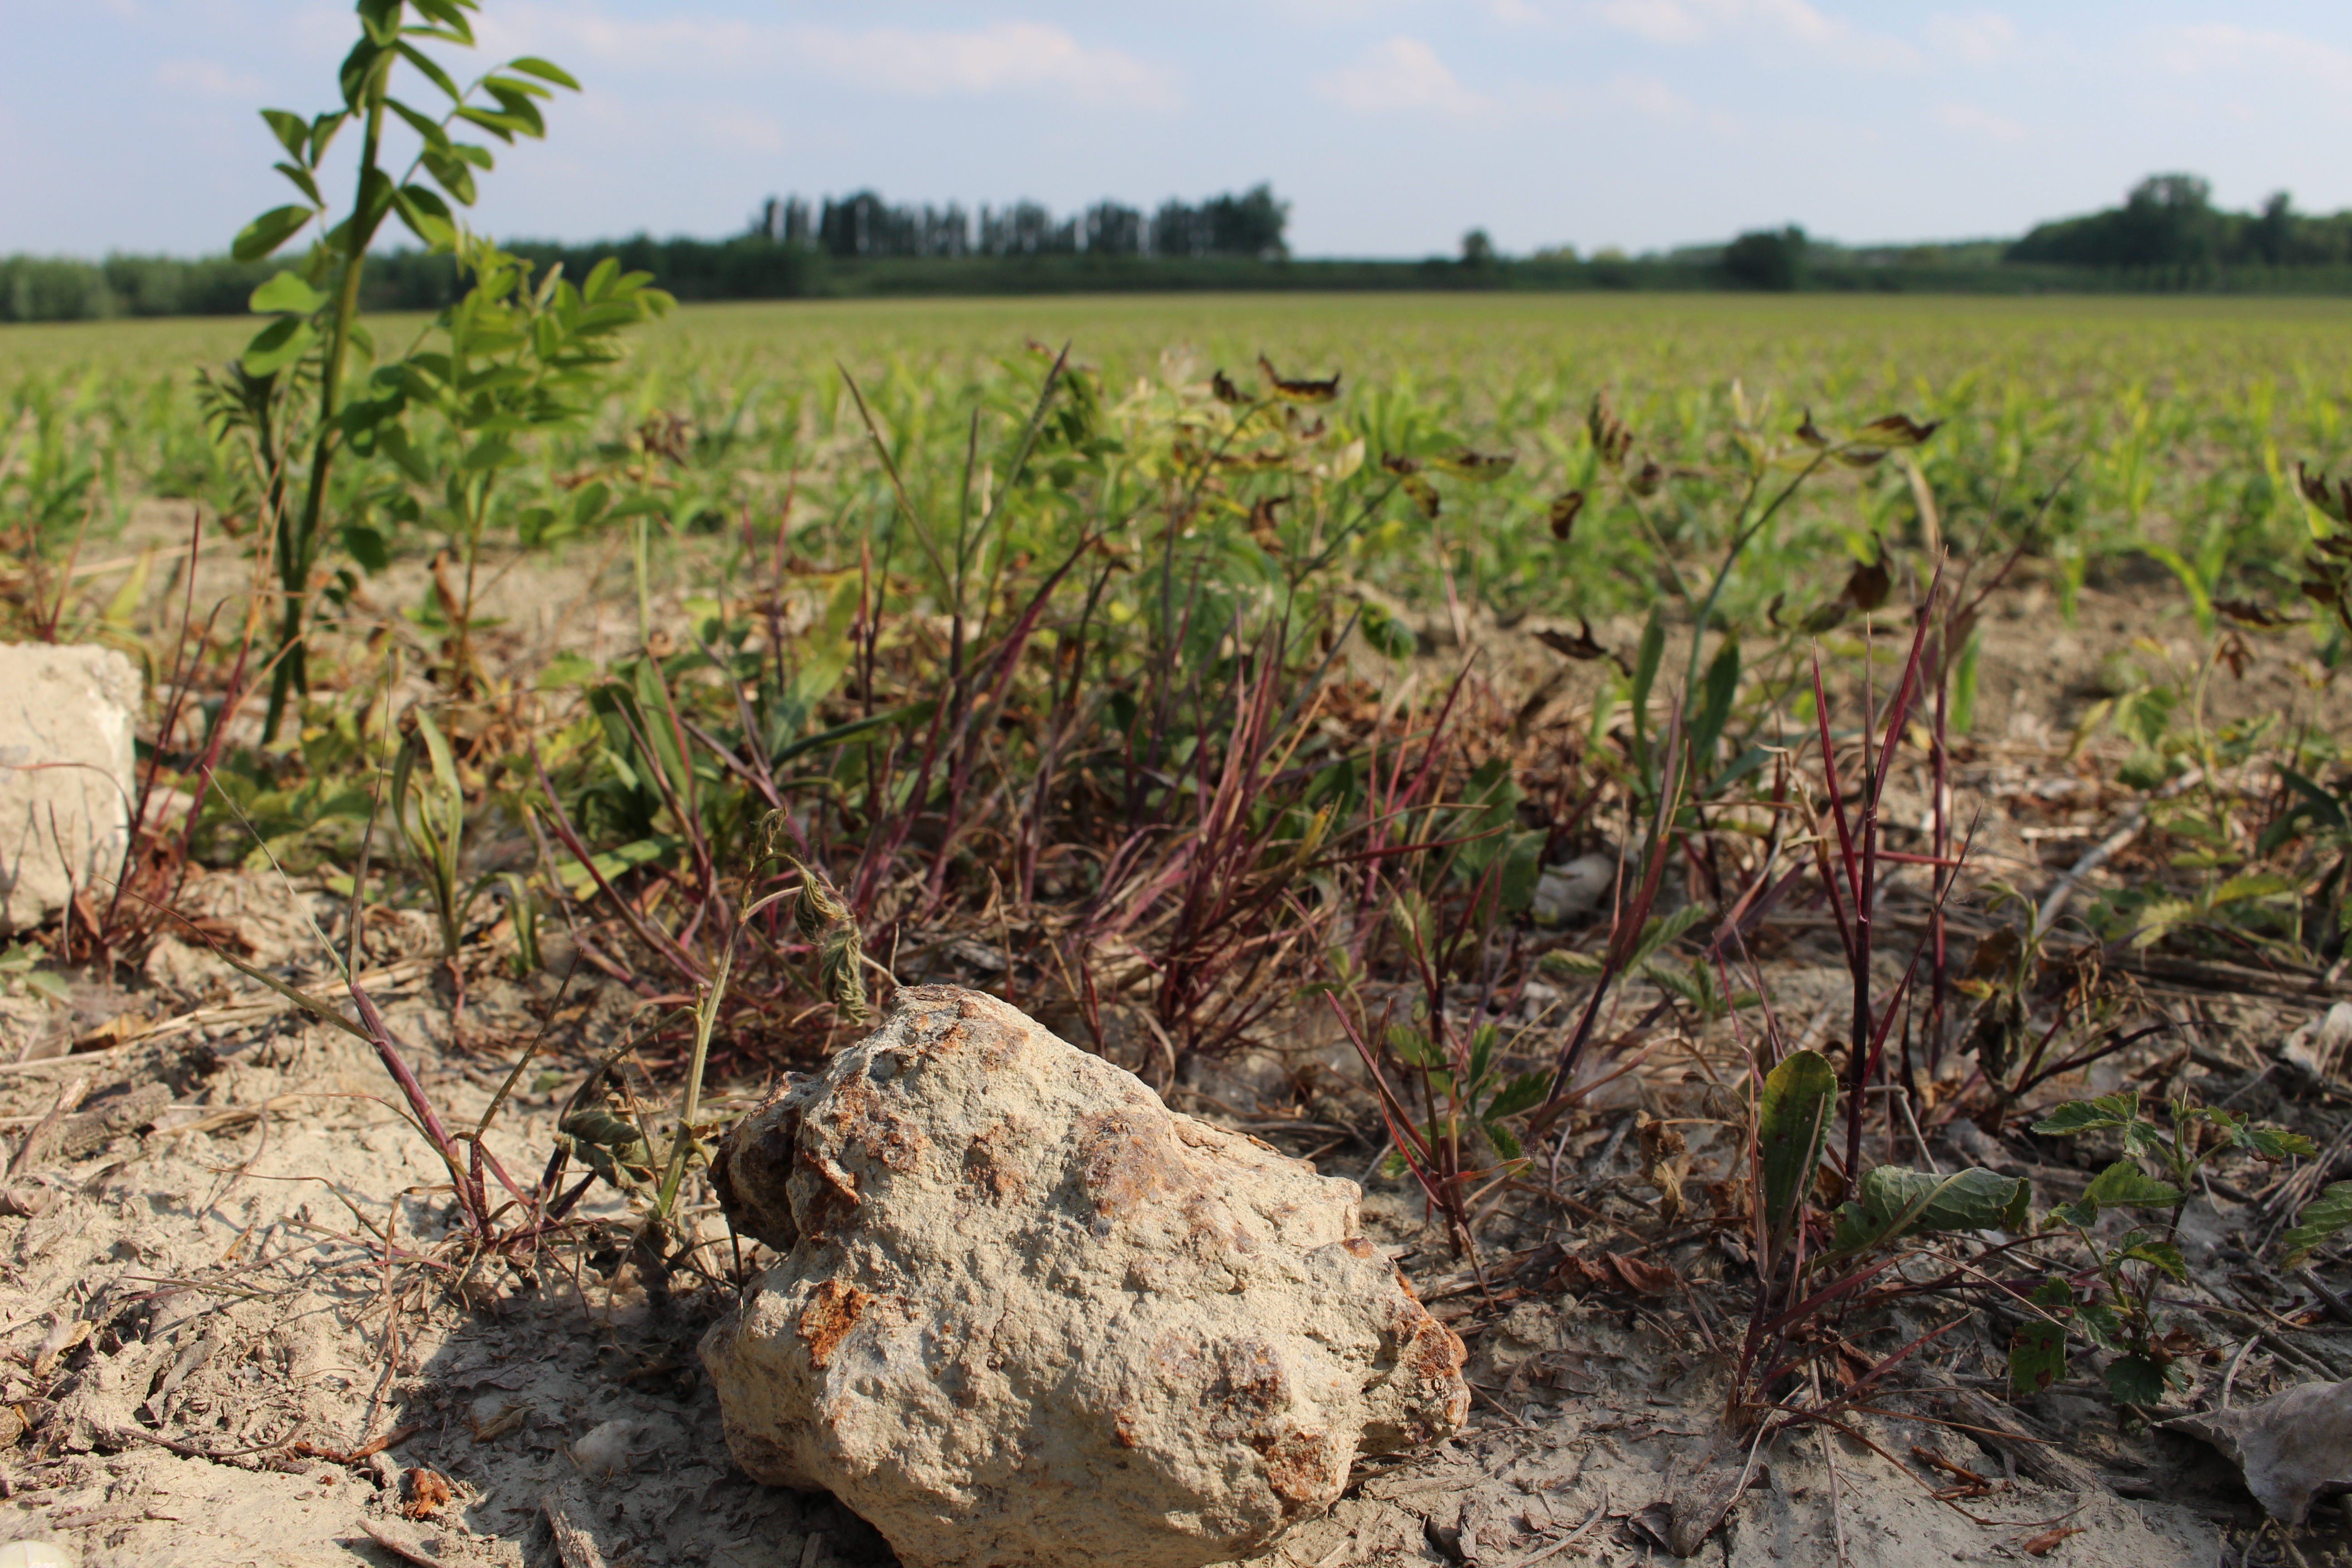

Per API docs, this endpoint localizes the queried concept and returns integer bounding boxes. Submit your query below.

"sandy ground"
[0,865,2336,1568]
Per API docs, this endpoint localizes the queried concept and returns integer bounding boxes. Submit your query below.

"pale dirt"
[0,877,2313,1568]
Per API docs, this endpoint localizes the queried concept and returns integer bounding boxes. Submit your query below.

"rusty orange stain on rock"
[799,1279,874,1369]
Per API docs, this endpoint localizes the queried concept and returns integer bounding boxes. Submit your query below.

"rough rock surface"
[0,642,139,934]
[700,985,1470,1568]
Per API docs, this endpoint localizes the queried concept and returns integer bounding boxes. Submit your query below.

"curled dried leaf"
[1210,368,1248,406]
[1548,490,1585,542]
[1257,353,1338,404]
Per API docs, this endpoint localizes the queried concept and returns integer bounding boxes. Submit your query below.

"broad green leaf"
[273,161,324,206]
[2082,1161,2183,1209]
[261,107,309,160]
[507,55,580,90]
[1759,1049,1837,1260]
[2282,1180,2352,1266]
[233,203,316,262]
[394,39,462,103]
[387,96,453,152]
[394,183,457,250]
[2238,1123,2318,1160]
[240,316,316,376]
[249,270,326,315]
[1688,635,1740,773]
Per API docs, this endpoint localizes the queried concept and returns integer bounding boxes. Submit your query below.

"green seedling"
[2027,1091,2313,1403]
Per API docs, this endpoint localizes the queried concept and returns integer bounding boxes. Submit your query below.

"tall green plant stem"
[267,71,390,742]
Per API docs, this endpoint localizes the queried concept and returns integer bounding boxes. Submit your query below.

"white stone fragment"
[0,642,140,934]
[701,986,1469,1568]
[571,1417,636,1479]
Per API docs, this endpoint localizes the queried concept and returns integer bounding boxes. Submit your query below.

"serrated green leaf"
[2082,1161,2183,1209]
[2032,1094,2139,1137]
[2282,1180,2352,1266]
[2241,1124,2318,1160]
[2009,1319,2068,1396]
[1831,1165,2032,1255]
[1485,1120,1525,1163]
[2119,1239,2188,1279]
[2103,1354,2169,1406]
[1486,1070,1549,1120]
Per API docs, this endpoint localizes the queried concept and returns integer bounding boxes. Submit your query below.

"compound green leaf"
[240,315,316,376]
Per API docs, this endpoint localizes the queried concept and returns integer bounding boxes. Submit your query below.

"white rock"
[2281,1002,2352,1086]
[701,986,1468,1568]
[1532,852,1615,926]
[571,1417,636,1478]
[0,643,139,934]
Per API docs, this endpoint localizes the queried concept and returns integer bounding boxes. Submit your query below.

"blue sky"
[6,1,2352,259]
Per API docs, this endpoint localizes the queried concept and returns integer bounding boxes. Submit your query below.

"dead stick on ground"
[545,1485,611,1568]
[6,1073,90,1179]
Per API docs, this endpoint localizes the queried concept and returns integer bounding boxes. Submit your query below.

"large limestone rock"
[0,643,140,934]
[701,986,1468,1568]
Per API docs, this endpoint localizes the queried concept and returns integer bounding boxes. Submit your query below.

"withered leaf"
[1535,618,1613,664]
[1400,473,1441,520]
[1832,448,1889,470]
[1548,490,1585,541]
[1844,558,1891,612]
[1246,495,1288,550]
[1854,413,1941,447]
[1380,452,1422,476]
[2019,1526,2082,1558]
[2215,598,2298,629]
[1427,447,1516,481]
[2297,461,2352,524]
[1588,392,1634,469]
[1797,600,1850,636]
[1257,353,1339,404]
[1629,458,1665,497]
[1607,1252,1680,1295]
[1968,926,2022,979]
[1795,410,1830,449]
[1210,369,1248,406]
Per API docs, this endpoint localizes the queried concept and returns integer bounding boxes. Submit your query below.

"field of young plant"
[8,280,2352,1564]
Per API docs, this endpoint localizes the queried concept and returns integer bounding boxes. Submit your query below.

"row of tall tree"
[750,185,1290,260]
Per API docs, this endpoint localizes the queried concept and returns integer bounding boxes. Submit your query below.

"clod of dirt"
[700,985,1470,1568]
[2163,1378,2352,1523]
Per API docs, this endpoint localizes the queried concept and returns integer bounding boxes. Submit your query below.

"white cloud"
[1936,100,2024,143]
[1926,11,2014,64]
[1314,37,1488,115]
[793,22,1179,108]
[473,10,1178,109]
[153,59,266,98]
[1585,0,1916,69]
[2152,25,2352,94]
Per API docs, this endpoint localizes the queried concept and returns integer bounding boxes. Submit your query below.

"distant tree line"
[747,184,1290,261]
[2008,174,2352,273]
[17,172,2352,323]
